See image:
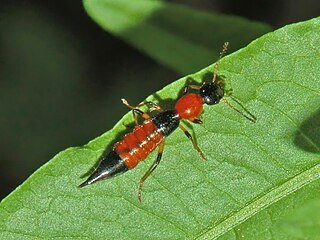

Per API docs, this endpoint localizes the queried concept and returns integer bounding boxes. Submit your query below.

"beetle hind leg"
[137,141,165,202]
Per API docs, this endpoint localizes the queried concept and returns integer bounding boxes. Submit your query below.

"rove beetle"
[79,42,256,202]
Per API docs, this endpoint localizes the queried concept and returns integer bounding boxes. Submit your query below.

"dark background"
[0,0,319,200]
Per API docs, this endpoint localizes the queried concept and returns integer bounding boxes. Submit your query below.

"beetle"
[79,42,256,201]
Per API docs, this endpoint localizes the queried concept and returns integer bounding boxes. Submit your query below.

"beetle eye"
[202,96,212,105]
[203,95,220,105]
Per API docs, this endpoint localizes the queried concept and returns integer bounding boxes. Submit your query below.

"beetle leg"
[122,98,162,125]
[179,124,207,161]
[138,141,165,202]
[183,85,200,95]
[191,118,203,124]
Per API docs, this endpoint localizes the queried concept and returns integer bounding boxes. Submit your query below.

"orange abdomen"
[114,119,164,169]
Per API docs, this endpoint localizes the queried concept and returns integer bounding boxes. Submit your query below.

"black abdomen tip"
[78,150,128,188]
[78,180,90,188]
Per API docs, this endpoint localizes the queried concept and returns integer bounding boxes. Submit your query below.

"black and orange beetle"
[79,42,256,201]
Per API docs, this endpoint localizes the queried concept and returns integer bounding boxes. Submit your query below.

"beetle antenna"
[213,42,229,83]
[222,98,256,123]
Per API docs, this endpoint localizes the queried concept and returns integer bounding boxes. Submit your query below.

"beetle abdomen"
[114,119,164,169]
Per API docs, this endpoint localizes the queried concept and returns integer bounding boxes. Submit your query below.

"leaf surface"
[0,17,319,240]
[83,0,271,74]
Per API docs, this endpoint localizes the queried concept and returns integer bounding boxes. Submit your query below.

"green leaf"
[1,17,320,239]
[83,0,271,74]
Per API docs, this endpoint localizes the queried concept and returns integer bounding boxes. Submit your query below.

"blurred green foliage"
[0,4,178,199]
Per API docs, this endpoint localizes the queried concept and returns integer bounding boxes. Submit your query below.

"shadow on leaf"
[294,109,320,153]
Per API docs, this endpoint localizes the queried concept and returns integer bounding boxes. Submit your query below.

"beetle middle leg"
[179,124,207,161]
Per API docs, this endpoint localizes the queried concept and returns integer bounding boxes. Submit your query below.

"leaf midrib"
[195,161,320,239]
